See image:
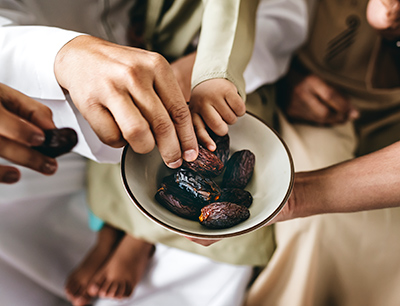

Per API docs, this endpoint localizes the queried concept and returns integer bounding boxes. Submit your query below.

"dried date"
[33,128,78,158]
[222,150,255,189]
[175,168,221,203]
[183,145,224,177]
[199,202,250,229]
[219,188,253,208]
[161,175,208,206]
[155,186,201,220]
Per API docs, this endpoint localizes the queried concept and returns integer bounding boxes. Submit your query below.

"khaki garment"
[246,1,400,305]
[88,86,278,267]
[298,0,400,155]
[143,0,259,100]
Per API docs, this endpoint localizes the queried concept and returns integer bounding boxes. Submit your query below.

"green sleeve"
[192,0,260,101]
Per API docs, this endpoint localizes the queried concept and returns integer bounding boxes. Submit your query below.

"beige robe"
[245,1,400,305]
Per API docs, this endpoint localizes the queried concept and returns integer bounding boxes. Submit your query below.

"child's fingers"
[192,113,216,151]
[213,99,238,125]
[200,104,229,136]
[225,89,246,117]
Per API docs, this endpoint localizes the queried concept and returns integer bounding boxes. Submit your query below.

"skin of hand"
[0,83,58,184]
[170,52,197,103]
[367,0,400,40]
[54,35,198,168]
[171,55,244,248]
[273,140,400,223]
[188,140,400,246]
[190,79,246,151]
[282,73,359,125]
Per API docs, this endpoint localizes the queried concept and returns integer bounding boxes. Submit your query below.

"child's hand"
[189,79,245,151]
[367,0,400,40]
[283,74,358,125]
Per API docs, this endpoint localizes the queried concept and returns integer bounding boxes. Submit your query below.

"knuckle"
[116,65,137,82]
[237,104,246,116]
[321,88,335,101]
[43,106,53,118]
[123,123,149,140]
[0,137,15,158]
[24,152,41,169]
[224,113,237,125]
[37,102,53,116]
[151,117,174,137]
[212,121,228,136]
[170,104,190,124]
[133,142,154,154]
[149,52,167,68]
[82,96,101,112]
[100,133,125,148]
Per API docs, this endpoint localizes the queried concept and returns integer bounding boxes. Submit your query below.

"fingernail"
[183,149,198,162]
[167,158,182,169]
[30,133,45,146]
[42,160,57,174]
[3,171,20,183]
[207,143,216,152]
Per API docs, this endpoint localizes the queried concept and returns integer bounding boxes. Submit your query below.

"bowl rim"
[120,111,294,239]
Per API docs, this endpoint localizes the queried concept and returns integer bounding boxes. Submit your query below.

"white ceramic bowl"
[121,112,294,239]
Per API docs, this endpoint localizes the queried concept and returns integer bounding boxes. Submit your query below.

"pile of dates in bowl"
[155,132,255,229]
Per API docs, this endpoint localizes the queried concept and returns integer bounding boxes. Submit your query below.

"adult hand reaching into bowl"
[0,83,58,184]
[55,35,198,169]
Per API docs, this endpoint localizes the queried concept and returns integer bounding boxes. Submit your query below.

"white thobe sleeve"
[0,5,121,163]
[244,0,309,93]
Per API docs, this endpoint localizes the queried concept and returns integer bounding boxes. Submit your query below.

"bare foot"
[65,225,124,305]
[87,236,155,300]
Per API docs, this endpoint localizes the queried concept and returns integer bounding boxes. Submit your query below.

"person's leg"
[87,234,155,299]
[93,243,253,306]
[65,224,125,305]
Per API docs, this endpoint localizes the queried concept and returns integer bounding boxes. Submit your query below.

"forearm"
[293,141,400,218]
[192,0,259,100]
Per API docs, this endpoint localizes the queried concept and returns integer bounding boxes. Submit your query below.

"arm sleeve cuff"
[191,0,259,101]
[0,25,84,100]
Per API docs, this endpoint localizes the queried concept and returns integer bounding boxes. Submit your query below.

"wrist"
[54,35,90,89]
[291,170,332,219]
